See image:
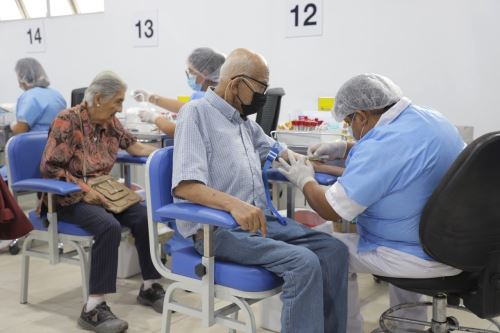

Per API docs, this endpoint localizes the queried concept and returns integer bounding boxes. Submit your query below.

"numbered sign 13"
[25,20,46,53]
[132,10,159,47]
[286,0,323,38]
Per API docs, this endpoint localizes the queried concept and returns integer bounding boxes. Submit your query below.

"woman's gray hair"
[15,58,50,89]
[84,71,127,106]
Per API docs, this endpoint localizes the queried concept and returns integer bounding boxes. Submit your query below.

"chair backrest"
[71,87,87,107]
[6,131,48,184]
[256,87,285,136]
[146,147,174,222]
[420,132,500,272]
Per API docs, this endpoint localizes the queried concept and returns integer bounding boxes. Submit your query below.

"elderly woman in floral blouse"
[41,71,163,333]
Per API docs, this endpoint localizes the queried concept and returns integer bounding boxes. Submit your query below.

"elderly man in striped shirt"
[172,48,348,333]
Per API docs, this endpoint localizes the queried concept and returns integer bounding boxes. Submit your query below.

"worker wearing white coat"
[278,73,464,332]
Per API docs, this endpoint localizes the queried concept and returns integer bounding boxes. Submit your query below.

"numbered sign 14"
[286,0,323,38]
[25,20,46,53]
[132,10,159,47]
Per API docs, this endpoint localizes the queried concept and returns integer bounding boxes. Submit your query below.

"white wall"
[0,0,499,136]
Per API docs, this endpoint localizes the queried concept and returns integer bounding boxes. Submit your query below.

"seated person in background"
[40,71,163,333]
[278,73,464,333]
[11,57,66,135]
[0,58,67,180]
[132,47,225,136]
[172,48,349,333]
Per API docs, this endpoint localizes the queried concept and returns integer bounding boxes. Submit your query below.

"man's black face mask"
[233,75,268,120]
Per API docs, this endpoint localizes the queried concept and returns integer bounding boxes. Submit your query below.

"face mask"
[187,73,202,92]
[347,113,366,140]
[347,125,354,138]
[232,75,269,120]
[239,92,267,120]
[347,113,356,138]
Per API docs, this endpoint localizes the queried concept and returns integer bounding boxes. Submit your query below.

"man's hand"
[82,188,103,205]
[138,109,161,124]
[278,153,317,191]
[307,141,347,161]
[227,200,267,237]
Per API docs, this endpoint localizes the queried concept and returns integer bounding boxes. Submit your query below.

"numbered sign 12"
[286,0,323,38]
[132,10,159,47]
[25,20,46,53]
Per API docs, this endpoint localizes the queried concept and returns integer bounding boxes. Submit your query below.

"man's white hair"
[84,71,127,106]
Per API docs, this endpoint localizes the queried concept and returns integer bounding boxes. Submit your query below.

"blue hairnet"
[15,58,50,89]
[333,73,402,122]
[187,47,226,83]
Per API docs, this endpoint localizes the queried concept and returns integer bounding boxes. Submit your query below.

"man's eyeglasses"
[232,74,268,94]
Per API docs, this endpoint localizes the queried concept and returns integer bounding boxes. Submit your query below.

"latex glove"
[132,89,151,103]
[277,153,317,191]
[9,120,17,131]
[138,109,161,124]
[307,141,347,161]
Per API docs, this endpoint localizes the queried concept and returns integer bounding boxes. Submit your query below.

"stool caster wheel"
[9,243,20,255]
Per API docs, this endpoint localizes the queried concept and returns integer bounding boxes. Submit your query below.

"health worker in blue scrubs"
[278,73,465,333]
[132,47,225,136]
[1,58,66,180]
[11,58,66,135]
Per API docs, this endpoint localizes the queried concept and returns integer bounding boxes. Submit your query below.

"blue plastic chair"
[145,147,283,333]
[6,132,93,303]
[6,132,139,304]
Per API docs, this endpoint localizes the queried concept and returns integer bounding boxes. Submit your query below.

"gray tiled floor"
[1,249,496,332]
[0,193,496,332]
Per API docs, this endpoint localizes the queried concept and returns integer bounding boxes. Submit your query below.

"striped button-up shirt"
[172,88,279,237]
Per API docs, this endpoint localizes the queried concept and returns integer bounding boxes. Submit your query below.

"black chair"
[375,132,500,332]
[256,87,285,136]
[71,87,86,107]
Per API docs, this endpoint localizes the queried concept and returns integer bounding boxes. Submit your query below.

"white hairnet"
[15,58,50,89]
[333,73,403,122]
[187,47,226,83]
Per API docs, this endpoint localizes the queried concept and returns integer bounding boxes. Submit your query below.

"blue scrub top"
[339,104,464,260]
[16,87,67,132]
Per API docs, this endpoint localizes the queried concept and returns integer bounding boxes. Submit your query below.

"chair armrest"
[155,203,238,229]
[266,169,337,186]
[11,179,81,195]
[116,151,148,164]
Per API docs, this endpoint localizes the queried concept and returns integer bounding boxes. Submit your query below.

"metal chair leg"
[19,235,33,304]
[161,282,178,333]
[228,311,239,333]
[70,240,90,302]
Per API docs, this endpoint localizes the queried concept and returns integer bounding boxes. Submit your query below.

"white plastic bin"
[273,130,344,148]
